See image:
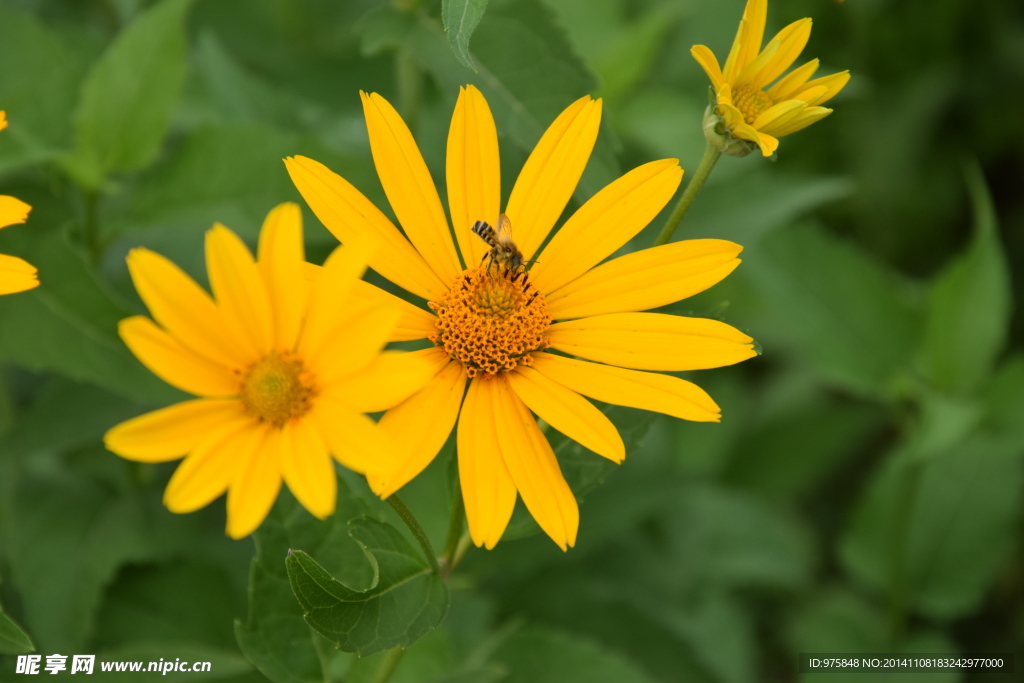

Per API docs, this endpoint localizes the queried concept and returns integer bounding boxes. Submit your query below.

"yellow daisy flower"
[104,203,433,538]
[691,0,850,157]
[286,86,758,550]
[0,112,39,295]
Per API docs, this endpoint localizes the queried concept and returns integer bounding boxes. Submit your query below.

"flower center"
[732,84,774,124]
[429,267,551,378]
[239,351,317,427]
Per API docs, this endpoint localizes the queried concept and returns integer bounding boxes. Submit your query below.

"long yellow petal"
[163,419,261,514]
[767,59,819,101]
[690,45,724,89]
[299,237,375,364]
[505,96,602,261]
[206,225,273,361]
[723,0,767,82]
[795,71,851,106]
[549,312,758,371]
[546,239,742,320]
[361,91,462,284]
[309,399,397,476]
[226,425,281,538]
[104,398,249,462]
[374,361,466,498]
[119,316,240,397]
[281,418,336,520]
[753,100,807,135]
[285,155,448,301]
[324,347,447,413]
[749,18,812,89]
[257,203,308,350]
[492,378,578,551]
[447,85,500,269]
[306,297,399,385]
[508,366,624,463]
[0,253,38,294]
[770,106,832,137]
[530,159,682,295]
[457,378,517,549]
[126,248,245,368]
[0,195,30,230]
[531,352,721,422]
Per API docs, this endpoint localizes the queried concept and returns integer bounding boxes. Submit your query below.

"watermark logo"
[14,654,209,675]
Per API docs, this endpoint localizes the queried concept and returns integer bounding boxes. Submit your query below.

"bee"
[471,213,525,274]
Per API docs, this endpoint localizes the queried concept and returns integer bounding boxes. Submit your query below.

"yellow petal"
[734,36,780,88]
[770,106,832,137]
[374,361,466,498]
[749,18,812,89]
[226,425,281,539]
[126,248,245,368]
[257,203,308,350]
[0,195,30,229]
[729,123,778,156]
[492,378,578,550]
[531,352,721,422]
[163,419,262,514]
[0,111,6,131]
[752,99,807,134]
[508,366,624,463]
[281,418,336,520]
[206,225,273,361]
[723,0,767,82]
[309,399,398,476]
[118,316,240,397]
[505,96,602,261]
[447,85,500,269]
[768,59,819,101]
[794,71,850,106]
[105,398,249,462]
[306,297,399,385]
[457,378,517,549]
[325,347,447,413]
[0,253,38,294]
[285,155,448,301]
[548,312,758,371]
[530,159,683,295]
[299,237,375,364]
[691,45,724,89]
[361,91,462,284]
[546,239,742,320]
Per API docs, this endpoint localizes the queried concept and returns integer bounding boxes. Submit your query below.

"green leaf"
[921,163,1011,393]
[493,625,655,683]
[442,0,489,72]
[71,0,196,184]
[0,604,35,655]
[286,516,449,656]
[591,5,677,103]
[841,435,1023,619]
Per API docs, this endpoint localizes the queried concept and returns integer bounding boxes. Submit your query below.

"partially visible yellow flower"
[0,112,38,295]
[287,86,758,551]
[692,0,850,157]
[104,203,433,538]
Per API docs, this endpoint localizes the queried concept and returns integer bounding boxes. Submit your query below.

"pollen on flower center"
[731,85,774,123]
[429,267,551,378]
[239,351,317,427]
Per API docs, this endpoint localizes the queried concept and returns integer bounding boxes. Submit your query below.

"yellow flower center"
[732,85,774,124]
[239,351,317,427]
[429,267,551,378]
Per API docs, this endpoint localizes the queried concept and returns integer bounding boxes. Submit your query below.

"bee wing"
[496,213,513,241]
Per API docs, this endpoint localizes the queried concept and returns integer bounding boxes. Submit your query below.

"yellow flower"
[287,86,758,550]
[104,203,433,538]
[0,112,39,295]
[691,0,850,157]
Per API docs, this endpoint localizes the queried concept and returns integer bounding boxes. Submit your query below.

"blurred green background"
[0,0,1021,681]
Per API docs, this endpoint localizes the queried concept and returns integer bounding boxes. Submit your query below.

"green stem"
[395,47,422,135]
[372,646,406,683]
[653,141,722,247]
[887,458,925,647]
[439,491,466,576]
[386,494,441,574]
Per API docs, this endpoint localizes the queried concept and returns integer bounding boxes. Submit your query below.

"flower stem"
[386,494,441,574]
[439,490,466,577]
[371,646,406,683]
[653,141,722,247]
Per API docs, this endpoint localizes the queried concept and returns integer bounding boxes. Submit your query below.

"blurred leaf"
[442,0,489,72]
[747,223,922,397]
[983,355,1024,438]
[0,605,34,655]
[70,0,196,185]
[493,625,655,683]
[841,435,1023,619]
[922,164,1011,393]
[358,7,416,58]
[236,487,373,683]
[286,516,449,656]
[593,4,677,102]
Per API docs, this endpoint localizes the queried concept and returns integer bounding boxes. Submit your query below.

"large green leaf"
[286,517,449,656]
[442,0,489,72]
[921,164,1011,393]
[0,602,34,655]
[70,0,196,185]
[493,625,655,683]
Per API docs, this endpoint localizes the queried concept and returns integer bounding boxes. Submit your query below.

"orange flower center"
[239,351,317,427]
[732,84,773,124]
[429,267,551,378]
